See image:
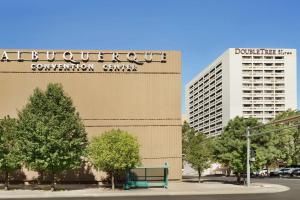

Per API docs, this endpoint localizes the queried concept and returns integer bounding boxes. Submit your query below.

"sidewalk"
[0,181,289,199]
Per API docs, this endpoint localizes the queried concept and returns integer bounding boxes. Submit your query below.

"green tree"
[182,121,196,156]
[251,130,280,173]
[213,133,233,176]
[272,109,300,165]
[214,116,260,183]
[17,83,88,191]
[250,109,300,172]
[0,116,22,190]
[185,132,212,182]
[87,129,141,190]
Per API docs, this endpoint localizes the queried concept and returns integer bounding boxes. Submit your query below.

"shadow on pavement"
[182,175,244,185]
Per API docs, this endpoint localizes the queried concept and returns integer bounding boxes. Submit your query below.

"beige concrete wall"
[0,49,182,181]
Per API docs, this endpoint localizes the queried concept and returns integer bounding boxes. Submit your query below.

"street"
[3,177,299,200]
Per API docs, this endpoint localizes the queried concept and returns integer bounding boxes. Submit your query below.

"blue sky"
[0,0,299,114]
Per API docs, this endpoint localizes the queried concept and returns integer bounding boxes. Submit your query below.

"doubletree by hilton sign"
[0,50,167,72]
[235,48,293,55]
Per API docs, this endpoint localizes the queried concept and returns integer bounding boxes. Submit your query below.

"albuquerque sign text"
[0,50,167,72]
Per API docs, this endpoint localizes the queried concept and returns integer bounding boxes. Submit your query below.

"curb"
[0,184,290,199]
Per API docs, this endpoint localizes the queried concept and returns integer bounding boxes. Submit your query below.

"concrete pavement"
[0,181,289,199]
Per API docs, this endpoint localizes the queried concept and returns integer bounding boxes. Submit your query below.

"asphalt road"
[4,177,300,200]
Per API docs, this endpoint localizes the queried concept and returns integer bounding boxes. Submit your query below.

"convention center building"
[0,49,182,181]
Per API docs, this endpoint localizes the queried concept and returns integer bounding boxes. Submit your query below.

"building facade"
[0,49,182,181]
[186,48,297,136]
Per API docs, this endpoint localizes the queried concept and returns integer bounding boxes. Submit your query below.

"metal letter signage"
[0,50,167,72]
[1,51,9,61]
[234,48,292,55]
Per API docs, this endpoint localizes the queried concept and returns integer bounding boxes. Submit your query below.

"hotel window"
[264,56,273,59]
[254,104,263,107]
[264,70,273,73]
[243,97,251,100]
[243,76,251,79]
[243,90,251,93]
[216,68,222,74]
[253,56,263,59]
[243,104,251,108]
[254,90,263,93]
[265,111,274,114]
[242,56,252,59]
[253,83,263,87]
[264,90,273,93]
[215,63,222,69]
[243,83,252,87]
[275,63,284,66]
[254,111,263,114]
[265,104,273,107]
[264,97,274,100]
[264,63,273,66]
[253,70,263,75]
[275,56,284,59]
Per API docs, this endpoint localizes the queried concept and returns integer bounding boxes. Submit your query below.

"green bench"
[124,163,169,190]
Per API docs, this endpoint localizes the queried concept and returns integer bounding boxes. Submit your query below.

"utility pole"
[246,126,250,187]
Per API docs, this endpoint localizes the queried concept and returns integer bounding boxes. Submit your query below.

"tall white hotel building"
[186,48,297,136]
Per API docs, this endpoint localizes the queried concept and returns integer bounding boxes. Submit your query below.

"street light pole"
[246,126,250,187]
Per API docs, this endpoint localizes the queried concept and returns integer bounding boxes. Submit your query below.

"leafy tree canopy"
[88,129,140,189]
[213,116,260,182]
[185,132,212,182]
[88,129,140,172]
[0,115,22,189]
[17,83,87,189]
[0,116,21,172]
[182,121,197,156]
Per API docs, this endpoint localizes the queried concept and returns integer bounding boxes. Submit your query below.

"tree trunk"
[236,172,241,183]
[38,171,43,184]
[226,168,231,177]
[198,168,202,183]
[51,172,55,191]
[111,172,115,190]
[4,171,9,190]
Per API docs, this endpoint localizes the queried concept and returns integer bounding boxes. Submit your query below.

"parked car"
[252,169,268,177]
[287,165,300,169]
[269,168,281,177]
[270,168,294,177]
[279,168,294,176]
[258,169,268,176]
[290,169,300,177]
